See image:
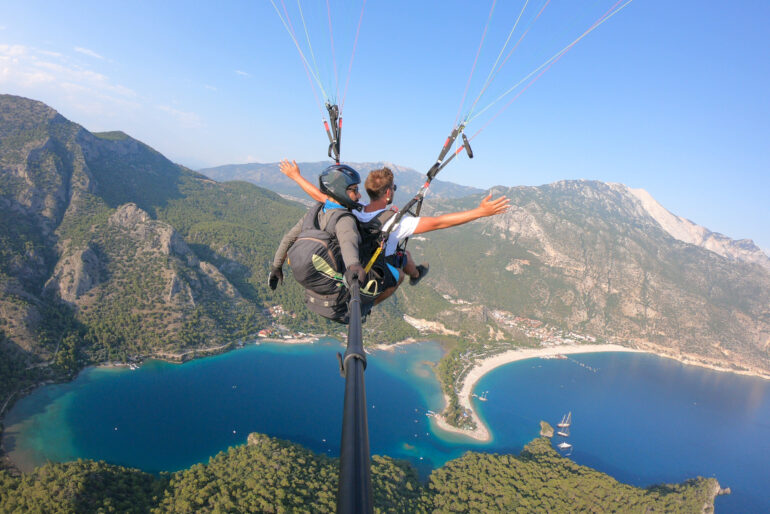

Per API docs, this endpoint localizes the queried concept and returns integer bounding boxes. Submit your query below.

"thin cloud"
[157,105,203,129]
[0,44,139,120]
[235,70,250,77]
[0,44,133,96]
[204,84,217,91]
[74,46,105,60]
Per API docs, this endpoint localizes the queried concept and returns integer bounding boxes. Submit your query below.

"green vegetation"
[0,433,720,512]
[424,438,719,512]
[0,460,167,513]
[93,131,131,141]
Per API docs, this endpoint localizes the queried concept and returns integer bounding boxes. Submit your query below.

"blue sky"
[2,1,768,252]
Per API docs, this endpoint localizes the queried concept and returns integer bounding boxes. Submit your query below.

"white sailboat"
[557,441,572,450]
[557,426,570,438]
[557,411,572,428]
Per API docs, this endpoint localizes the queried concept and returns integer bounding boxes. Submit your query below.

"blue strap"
[323,199,344,213]
[386,262,400,281]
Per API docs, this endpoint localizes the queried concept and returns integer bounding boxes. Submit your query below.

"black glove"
[344,263,365,287]
[268,266,283,290]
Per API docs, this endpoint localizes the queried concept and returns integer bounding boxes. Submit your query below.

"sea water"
[4,343,769,512]
[474,352,770,512]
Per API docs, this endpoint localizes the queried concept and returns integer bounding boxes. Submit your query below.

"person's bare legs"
[402,250,429,285]
[403,250,419,279]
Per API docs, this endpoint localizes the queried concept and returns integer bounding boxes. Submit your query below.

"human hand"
[268,266,284,290]
[279,159,300,180]
[344,263,365,287]
[477,193,510,217]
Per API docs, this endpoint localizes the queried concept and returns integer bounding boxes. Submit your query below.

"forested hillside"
[0,94,416,407]
[0,432,721,512]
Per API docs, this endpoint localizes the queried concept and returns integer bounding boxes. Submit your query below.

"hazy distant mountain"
[198,161,483,204]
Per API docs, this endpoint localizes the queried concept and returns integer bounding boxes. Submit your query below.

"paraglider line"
[468,0,634,130]
[296,0,326,104]
[466,0,551,123]
[270,0,327,115]
[455,0,498,126]
[326,0,340,100]
[341,0,367,113]
[465,0,538,123]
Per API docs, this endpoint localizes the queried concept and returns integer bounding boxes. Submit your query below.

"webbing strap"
[337,351,367,377]
[374,123,470,256]
[326,102,341,163]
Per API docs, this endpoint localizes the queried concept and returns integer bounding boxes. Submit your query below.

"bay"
[4,342,769,512]
[474,352,770,513]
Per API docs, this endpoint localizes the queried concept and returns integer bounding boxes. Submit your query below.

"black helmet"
[319,164,361,210]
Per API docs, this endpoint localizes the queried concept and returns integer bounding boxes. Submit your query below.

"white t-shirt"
[354,207,420,256]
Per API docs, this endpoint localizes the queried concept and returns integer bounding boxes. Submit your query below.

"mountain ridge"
[625,184,770,270]
[198,160,484,204]
[406,179,770,376]
[0,94,312,394]
[201,160,769,270]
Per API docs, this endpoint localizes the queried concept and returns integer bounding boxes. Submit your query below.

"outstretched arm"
[280,159,327,203]
[413,193,509,235]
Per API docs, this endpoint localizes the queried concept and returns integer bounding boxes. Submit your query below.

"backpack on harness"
[357,206,401,286]
[287,203,385,324]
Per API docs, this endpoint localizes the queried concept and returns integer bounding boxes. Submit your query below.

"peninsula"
[433,344,641,442]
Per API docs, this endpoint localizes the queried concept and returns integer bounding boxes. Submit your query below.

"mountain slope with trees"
[0,94,417,405]
[0,432,721,513]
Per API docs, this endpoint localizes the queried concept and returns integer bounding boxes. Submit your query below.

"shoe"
[409,264,429,286]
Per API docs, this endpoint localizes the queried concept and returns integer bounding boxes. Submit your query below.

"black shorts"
[386,252,407,269]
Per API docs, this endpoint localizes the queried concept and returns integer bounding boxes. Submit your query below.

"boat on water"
[557,441,572,450]
[478,391,489,402]
[557,411,572,428]
[557,426,570,438]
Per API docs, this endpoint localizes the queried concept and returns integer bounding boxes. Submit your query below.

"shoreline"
[433,342,770,442]
[5,334,770,469]
[446,344,640,442]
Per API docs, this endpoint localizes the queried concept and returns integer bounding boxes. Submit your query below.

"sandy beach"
[258,335,321,345]
[435,344,641,442]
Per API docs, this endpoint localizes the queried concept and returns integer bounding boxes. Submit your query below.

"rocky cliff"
[0,94,271,374]
[408,180,770,373]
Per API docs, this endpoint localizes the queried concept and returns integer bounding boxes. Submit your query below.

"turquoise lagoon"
[4,341,769,512]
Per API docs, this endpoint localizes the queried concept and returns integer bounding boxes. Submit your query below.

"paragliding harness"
[363,124,473,273]
[287,202,386,324]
